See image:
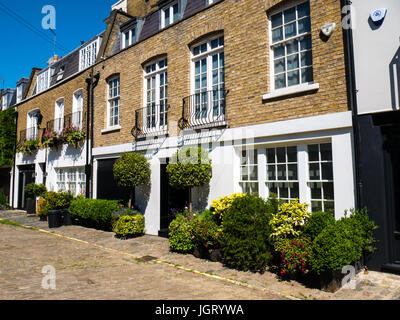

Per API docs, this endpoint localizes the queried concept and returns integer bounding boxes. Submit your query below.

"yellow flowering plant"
[269,199,311,240]
[211,193,246,221]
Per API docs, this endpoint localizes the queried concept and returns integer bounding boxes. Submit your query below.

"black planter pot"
[193,246,206,259]
[209,249,222,262]
[61,209,72,226]
[39,215,47,221]
[319,262,363,293]
[26,198,36,214]
[47,210,62,229]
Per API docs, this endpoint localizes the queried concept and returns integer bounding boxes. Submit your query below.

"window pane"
[173,3,179,22]
[267,148,276,163]
[272,27,283,43]
[311,201,322,213]
[277,164,286,180]
[288,164,298,180]
[301,67,313,83]
[298,17,311,34]
[287,70,300,86]
[276,147,286,163]
[284,7,296,23]
[267,165,276,180]
[241,166,248,181]
[298,2,310,18]
[274,58,286,74]
[286,39,299,55]
[324,182,334,200]
[308,144,319,161]
[311,182,322,199]
[309,163,320,180]
[285,22,297,39]
[290,183,299,199]
[271,12,283,28]
[249,165,258,180]
[320,143,333,161]
[275,74,286,89]
[274,44,285,58]
[241,150,247,165]
[324,201,335,213]
[211,38,219,49]
[287,146,297,162]
[287,54,299,71]
[165,8,170,26]
[321,162,333,180]
[301,51,313,67]
[300,35,312,50]
[280,186,289,199]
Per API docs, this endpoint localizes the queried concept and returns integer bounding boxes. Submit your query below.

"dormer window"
[36,68,54,94]
[161,1,180,28]
[56,66,65,82]
[79,36,102,71]
[122,28,136,49]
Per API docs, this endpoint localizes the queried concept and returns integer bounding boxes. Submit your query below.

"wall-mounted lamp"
[370,8,387,26]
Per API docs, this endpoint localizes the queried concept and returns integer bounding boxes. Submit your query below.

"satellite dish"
[370,8,387,25]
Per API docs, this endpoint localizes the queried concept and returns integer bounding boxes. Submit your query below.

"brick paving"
[1,210,400,300]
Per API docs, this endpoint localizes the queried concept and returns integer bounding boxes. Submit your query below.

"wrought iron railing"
[46,111,83,133]
[132,103,169,139]
[19,127,38,144]
[178,88,227,130]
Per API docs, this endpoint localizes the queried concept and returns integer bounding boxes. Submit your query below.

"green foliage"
[61,126,86,148]
[303,211,336,241]
[42,191,74,212]
[269,199,311,240]
[0,189,6,206]
[168,215,195,253]
[24,183,47,199]
[310,208,378,274]
[274,237,313,276]
[112,214,145,238]
[111,206,141,224]
[17,139,40,156]
[41,129,63,149]
[211,193,246,222]
[166,147,212,190]
[0,108,16,166]
[69,198,121,227]
[221,194,275,272]
[191,212,222,252]
[113,152,151,188]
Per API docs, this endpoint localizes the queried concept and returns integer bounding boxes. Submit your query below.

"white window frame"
[268,0,313,93]
[79,37,102,71]
[238,140,335,214]
[26,109,39,141]
[72,89,84,129]
[160,1,180,29]
[56,167,86,196]
[143,58,168,133]
[36,68,54,94]
[17,86,23,104]
[107,76,120,129]
[121,28,136,49]
[190,34,225,122]
[54,97,65,134]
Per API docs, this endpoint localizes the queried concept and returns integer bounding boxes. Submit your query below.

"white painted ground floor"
[10,111,356,236]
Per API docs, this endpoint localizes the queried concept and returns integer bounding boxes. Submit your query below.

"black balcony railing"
[46,111,83,133]
[178,88,227,130]
[19,127,38,144]
[132,103,169,139]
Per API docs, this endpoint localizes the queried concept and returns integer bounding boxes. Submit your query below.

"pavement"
[1,210,400,300]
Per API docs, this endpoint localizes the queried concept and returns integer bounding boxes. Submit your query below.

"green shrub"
[274,237,313,277]
[310,208,378,274]
[303,211,336,241]
[24,183,47,199]
[43,191,74,212]
[112,214,145,238]
[111,206,141,224]
[168,215,195,253]
[69,198,120,228]
[17,139,40,156]
[0,107,16,167]
[191,213,222,252]
[269,199,311,241]
[0,189,6,206]
[221,194,275,272]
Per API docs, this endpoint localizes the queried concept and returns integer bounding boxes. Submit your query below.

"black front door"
[390,149,400,264]
[159,160,190,236]
[17,165,35,211]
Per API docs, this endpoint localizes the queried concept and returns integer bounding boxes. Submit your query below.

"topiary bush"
[303,211,336,241]
[112,214,145,239]
[221,194,275,272]
[310,208,378,275]
[69,198,120,230]
[113,152,151,208]
[168,214,195,253]
[25,183,47,200]
[42,191,74,213]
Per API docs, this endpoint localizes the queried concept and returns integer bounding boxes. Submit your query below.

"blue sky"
[0,0,116,89]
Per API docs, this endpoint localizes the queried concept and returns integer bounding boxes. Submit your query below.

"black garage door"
[96,158,130,203]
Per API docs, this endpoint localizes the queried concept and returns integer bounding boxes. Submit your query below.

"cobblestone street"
[1,210,400,300]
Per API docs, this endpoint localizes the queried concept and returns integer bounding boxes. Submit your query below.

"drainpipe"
[341,0,362,209]
[11,108,18,208]
[84,71,100,199]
